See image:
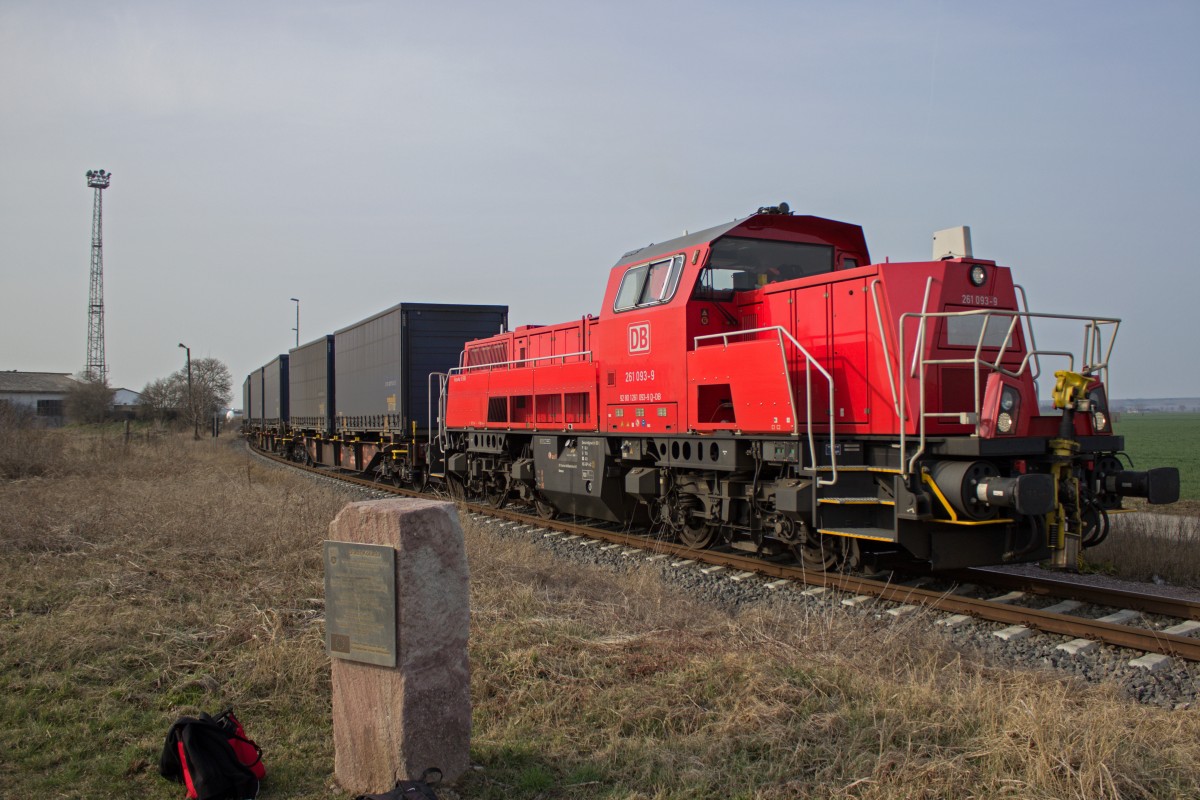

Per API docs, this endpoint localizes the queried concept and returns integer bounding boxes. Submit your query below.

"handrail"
[429,371,449,457]
[898,277,937,470]
[897,307,1120,474]
[1013,285,1042,382]
[451,350,593,374]
[694,325,838,487]
[869,279,903,421]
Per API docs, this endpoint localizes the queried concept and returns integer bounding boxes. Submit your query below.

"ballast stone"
[329,498,470,793]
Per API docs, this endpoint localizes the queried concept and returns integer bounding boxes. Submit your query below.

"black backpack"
[160,709,265,800]
[354,767,442,800]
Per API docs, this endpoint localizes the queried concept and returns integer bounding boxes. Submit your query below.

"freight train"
[245,205,1180,572]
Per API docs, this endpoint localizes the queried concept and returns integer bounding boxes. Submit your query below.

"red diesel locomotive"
[436,204,1179,571]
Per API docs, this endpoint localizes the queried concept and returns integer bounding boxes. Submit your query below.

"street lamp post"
[291,297,300,348]
[178,342,198,440]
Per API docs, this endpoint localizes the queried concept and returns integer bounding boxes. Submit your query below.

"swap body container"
[288,335,335,434]
[262,354,289,430]
[245,369,265,425]
[242,374,255,426]
[334,302,508,433]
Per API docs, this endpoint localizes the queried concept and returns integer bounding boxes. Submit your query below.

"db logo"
[628,322,651,354]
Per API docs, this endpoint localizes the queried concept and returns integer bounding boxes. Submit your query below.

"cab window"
[693,236,834,298]
[614,255,684,312]
[943,307,1019,349]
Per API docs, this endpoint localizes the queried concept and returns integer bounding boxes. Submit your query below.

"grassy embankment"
[1116,412,1200,502]
[2,426,1200,798]
[1085,412,1200,584]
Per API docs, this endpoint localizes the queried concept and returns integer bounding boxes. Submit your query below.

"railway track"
[252,445,1200,665]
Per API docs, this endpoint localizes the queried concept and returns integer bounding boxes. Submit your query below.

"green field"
[1113,412,1200,501]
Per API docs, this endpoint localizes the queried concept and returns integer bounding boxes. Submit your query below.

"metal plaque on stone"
[324,541,397,667]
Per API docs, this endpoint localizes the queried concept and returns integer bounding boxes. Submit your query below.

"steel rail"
[954,567,1200,621]
[250,444,1200,662]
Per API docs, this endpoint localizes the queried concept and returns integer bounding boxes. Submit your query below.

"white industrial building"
[0,371,142,424]
[0,372,79,423]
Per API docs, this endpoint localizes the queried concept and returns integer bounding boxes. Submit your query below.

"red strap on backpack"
[218,710,266,780]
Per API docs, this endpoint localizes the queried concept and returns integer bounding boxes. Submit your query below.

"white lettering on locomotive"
[628,322,651,354]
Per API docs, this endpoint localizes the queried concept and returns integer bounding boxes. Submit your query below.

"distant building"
[0,371,143,424]
[0,371,80,425]
[112,387,142,418]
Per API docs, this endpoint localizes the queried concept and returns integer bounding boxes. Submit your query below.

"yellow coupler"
[1046,370,1091,569]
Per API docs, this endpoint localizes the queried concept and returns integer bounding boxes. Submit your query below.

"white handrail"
[897,307,1120,474]
[451,350,593,374]
[694,325,838,486]
[429,371,449,459]
[869,279,903,421]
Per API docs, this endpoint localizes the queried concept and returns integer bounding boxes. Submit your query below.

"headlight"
[1092,410,1108,432]
[997,412,1014,434]
[969,264,987,286]
[1000,389,1016,412]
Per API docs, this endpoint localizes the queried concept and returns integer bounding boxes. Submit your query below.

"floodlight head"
[86,168,111,189]
[178,342,187,349]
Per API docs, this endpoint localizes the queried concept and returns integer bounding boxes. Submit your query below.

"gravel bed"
[468,512,1200,710]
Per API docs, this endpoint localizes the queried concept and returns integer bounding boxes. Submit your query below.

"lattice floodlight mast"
[84,169,111,383]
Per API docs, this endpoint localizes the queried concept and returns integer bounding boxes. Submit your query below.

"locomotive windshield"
[693,236,834,297]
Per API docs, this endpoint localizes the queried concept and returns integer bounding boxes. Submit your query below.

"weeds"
[2,432,1199,799]
[0,403,65,479]
[1086,512,1200,588]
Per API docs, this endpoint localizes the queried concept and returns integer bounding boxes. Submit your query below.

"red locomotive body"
[438,206,1179,571]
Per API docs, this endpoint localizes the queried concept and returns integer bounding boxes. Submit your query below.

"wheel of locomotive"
[484,480,509,509]
[792,532,861,572]
[446,474,469,501]
[678,517,719,549]
[533,495,558,520]
[666,493,718,549]
[792,536,838,571]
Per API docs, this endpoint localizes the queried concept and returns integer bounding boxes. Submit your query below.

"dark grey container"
[262,354,289,427]
[289,335,335,434]
[242,374,254,424]
[245,369,264,425]
[334,302,508,431]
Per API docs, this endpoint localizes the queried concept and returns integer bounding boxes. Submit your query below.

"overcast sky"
[2,1,1197,402]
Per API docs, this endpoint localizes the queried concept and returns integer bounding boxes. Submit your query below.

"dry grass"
[2,430,1200,799]
[1,432,346,798]
[465,529,1200,799]
[1086,512,1200,589]
[0,404,66,479]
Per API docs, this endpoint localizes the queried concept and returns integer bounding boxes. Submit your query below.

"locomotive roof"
[612,213,869,268]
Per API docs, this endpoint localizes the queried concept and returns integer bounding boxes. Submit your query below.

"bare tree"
[185,358,233,427]
[138,377,181,422]
[139,358,234,431]
[65,375,114,424]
